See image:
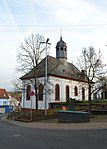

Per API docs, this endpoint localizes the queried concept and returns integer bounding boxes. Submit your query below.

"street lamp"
[21,80,26,109]
[40,38,51,115]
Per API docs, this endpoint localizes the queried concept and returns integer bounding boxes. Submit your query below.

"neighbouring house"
[0,88,9,105]
[8,93,21,107]
[94,84,107,100]
[0,88,10,113]
[20,36,89,110]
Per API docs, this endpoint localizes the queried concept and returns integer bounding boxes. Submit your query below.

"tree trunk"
[35,77,38,110]
[88,83,91,115]
[35,94,38,110]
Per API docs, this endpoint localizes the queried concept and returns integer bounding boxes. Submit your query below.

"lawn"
[90,115,107,122]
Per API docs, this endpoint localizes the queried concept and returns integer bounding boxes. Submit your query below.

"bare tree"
[77,46,107,114]
[11,77,22,93]
[94,76,107,99]
[17,33,47,110]
[17,33,46,73]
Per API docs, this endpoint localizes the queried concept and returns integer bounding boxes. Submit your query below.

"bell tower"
[56,36,67,64]
[56,36,67,59]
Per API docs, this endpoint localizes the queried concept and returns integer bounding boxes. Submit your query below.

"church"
[20,36,88,110]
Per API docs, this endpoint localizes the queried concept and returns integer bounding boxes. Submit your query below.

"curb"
[2,116,107,130]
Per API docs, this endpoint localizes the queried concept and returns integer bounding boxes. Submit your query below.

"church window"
[74,86,78,96]
[61,47,63,50]
[26,85,31,100]
[65,48,66,51]
[66,85,69,103]
[55,84,60,101]
[57,47,59,51]
[82,87,85,100]
[38,84,44,101]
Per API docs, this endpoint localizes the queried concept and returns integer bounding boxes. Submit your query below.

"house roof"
[0,88,9,99]
[8,92,22,101]
[20,55,87,82]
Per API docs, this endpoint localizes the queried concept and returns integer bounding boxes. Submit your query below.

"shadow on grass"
[90,115,107,122]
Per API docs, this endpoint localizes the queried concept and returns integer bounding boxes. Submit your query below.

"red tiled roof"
[0,88,9,99]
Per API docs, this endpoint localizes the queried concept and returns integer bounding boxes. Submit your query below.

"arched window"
[38,84,44,101]
[26,85,31,100]
[60,47,63,50]
[82,87,85,100]
[66,85,69,103]
[74,86,78,96]
[55,84,60,101]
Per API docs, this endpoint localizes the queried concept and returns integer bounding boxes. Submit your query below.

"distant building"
[8,93,21,107]
[94,84,107,100]
[20,36,89,110]
[0,88,9,105]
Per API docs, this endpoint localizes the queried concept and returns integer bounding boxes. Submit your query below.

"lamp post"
[40,38,51,115]
[21,80,26,109]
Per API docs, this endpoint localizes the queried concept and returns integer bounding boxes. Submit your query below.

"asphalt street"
[0,114,107,149]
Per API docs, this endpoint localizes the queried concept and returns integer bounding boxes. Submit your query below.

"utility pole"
[40,38,51,115]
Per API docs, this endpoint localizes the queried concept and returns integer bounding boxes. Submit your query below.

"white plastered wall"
[21,76,89,109]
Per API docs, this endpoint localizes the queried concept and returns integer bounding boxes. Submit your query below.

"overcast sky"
[1,0,107,91]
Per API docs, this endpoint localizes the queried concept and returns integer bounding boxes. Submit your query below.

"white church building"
[20,36,89,110]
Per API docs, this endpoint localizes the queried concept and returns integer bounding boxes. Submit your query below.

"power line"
[0,24,107,32]
[1,24,107,27]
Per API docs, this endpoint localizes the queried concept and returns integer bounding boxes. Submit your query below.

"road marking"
[10,134,21,138]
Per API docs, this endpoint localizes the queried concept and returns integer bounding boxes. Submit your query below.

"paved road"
[0,114,107,149]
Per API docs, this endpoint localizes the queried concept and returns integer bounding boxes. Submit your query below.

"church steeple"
[56,36,67,60]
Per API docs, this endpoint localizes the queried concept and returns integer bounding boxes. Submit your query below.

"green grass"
[90,115,107,122]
